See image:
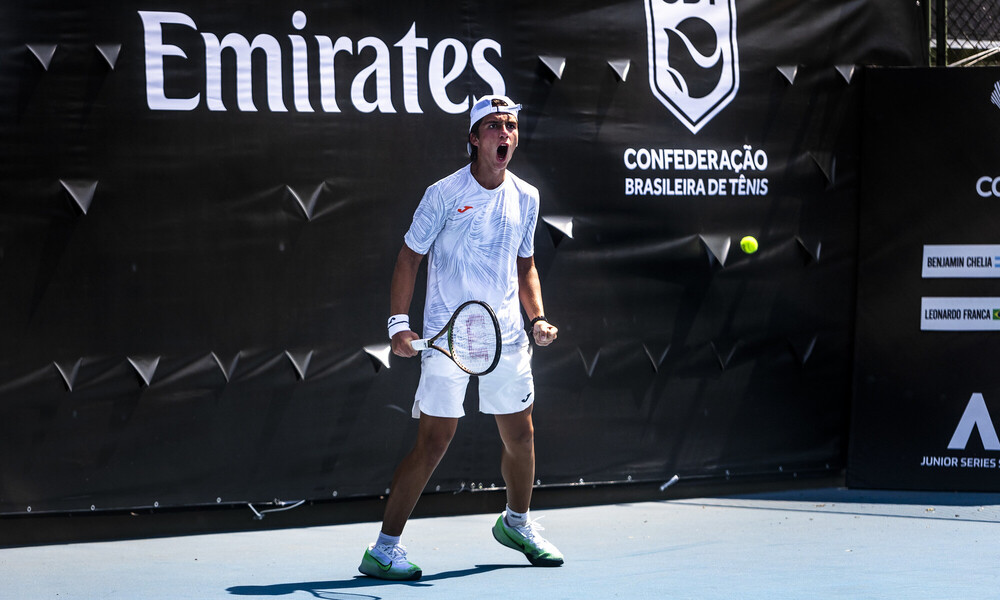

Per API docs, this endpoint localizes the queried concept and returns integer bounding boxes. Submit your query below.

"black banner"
[0,1,922,514]
[850,67,1000,492]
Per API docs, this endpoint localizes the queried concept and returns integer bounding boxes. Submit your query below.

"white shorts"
[412,344,534,418]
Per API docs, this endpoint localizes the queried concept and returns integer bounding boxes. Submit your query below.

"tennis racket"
[410,300,502,376]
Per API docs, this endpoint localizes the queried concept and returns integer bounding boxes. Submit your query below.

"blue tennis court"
[2,486,997,599]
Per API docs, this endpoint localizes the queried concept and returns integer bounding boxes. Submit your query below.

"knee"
[504,425,534,455]
[416,428,455,463]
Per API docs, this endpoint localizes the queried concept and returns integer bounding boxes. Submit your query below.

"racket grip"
[410,338,430,351]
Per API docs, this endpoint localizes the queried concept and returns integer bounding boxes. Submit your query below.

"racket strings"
[451,305,498,373]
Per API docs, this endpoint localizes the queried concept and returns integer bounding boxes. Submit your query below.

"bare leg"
[380,414,458,536]
[494,405,535,514]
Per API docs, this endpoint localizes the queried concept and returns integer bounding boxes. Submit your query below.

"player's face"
[471,113,518,169]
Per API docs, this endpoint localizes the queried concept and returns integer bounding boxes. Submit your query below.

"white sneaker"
[492,514,564,566]
[358,543,422,580]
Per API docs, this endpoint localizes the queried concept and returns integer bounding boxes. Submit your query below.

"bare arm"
[517,255,557,346]
[390,244,425,357]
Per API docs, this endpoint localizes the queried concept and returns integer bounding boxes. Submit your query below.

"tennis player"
[359,95,562,580]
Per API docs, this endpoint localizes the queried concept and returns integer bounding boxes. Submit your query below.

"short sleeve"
[517,190,539,258]
[403,185,447,254]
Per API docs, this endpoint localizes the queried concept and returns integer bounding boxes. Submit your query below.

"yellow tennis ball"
[740,236,758,254]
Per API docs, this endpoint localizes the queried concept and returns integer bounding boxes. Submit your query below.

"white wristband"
[387,314,410,339]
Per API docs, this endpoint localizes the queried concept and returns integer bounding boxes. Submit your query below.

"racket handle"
[410,338,430,351]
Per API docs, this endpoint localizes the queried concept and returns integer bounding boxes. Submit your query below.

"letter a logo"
[644,0,739,134]
[947,393,1000,450]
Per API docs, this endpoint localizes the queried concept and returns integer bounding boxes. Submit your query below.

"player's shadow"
[226,564,528,597]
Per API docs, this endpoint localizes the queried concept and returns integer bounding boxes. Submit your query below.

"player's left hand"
[533,320,558,347]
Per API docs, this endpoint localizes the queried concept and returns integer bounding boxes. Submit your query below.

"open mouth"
[497,145,509,160]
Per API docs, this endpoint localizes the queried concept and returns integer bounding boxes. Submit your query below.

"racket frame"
[410,300,502,375]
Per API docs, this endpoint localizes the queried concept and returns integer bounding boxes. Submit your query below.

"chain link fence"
[929,0,1000,66]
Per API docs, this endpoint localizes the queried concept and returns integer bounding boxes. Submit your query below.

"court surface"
[2,487,998,599]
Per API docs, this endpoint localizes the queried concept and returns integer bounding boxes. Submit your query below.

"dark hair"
[468,119,483,163]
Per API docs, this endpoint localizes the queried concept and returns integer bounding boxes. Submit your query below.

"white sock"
[376,532,400,548]
[504,505,528,527]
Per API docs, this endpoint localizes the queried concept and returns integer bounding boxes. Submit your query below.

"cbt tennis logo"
[644,0,739,134]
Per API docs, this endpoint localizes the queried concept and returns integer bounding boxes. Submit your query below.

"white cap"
[469,94,522,132]
[468,95,522,154]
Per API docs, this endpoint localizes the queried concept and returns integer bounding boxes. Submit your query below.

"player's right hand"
[392,330,420,358]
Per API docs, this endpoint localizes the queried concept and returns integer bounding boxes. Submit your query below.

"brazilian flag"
[993,309,1000,320]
